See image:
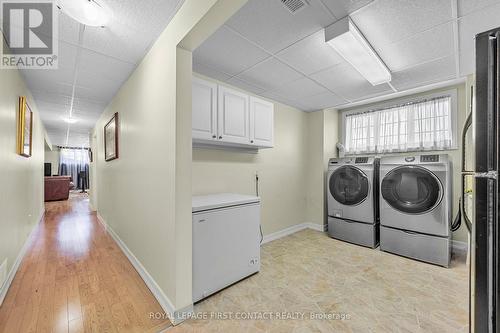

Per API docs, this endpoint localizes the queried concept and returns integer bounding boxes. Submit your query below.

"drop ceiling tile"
[299,91,347,111]
[193,62,232,82]
[319,0,374,19]
[32,92,72,106]
[225,0,334,54]
[458,3,500,76]
[310,63,393,101]
[457,0,500,17]
[21,68,74,92]
[58,41,79,71]
[378,22,455,72]
[236,57,303,92]
[271,77,328,99]
[79,49,135,82]
[27,80,74,96]
[276,30,344,75]
[57,12,81,45]
[193,26,270,76]
[78,0,183,63]
[391,55,457,91]
[459,51,474,78]
[82,22,152,64]
[260,91,308,111]
[73,99,108,113]
[226,77,267,95]
[75,83,119,103]
[105,0,183,37]
[351,0,453,46]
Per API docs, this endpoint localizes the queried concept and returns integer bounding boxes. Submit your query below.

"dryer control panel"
[420,155,440,163]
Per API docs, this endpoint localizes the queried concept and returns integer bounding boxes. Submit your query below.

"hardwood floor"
[0,192,172,333]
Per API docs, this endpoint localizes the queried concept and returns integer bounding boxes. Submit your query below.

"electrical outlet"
[0,259,7,288]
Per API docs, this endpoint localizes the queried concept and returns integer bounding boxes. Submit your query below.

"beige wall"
[44,146,60,175]
[192,75,310,235]
[0,67,46,303]
[305,111,324,227]
[90,0,247,317]
[333,84,469,242]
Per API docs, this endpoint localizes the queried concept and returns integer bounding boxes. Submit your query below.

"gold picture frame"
[17,96,33,158]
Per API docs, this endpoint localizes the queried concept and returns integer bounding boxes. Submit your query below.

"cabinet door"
[192,78,217,141]
[218,86,250,145]
[249,97,274,147]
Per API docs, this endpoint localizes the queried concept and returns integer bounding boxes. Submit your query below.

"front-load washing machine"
[379,154,452,267]
[327,157,379,248]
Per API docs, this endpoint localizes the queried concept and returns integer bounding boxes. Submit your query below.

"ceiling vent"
[281,0,308,14]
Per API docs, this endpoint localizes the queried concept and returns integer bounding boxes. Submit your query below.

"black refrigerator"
[472,27,500,332]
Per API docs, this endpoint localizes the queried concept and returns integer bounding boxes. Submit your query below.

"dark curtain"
[59,163,89,189]
[59,148,90,190]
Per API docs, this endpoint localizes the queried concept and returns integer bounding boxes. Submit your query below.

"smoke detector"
[281,0,308,14]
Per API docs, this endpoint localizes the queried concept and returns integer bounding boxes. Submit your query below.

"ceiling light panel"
[325,17,391,85]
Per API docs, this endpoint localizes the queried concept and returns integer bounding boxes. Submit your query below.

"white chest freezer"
[192,193,261,303]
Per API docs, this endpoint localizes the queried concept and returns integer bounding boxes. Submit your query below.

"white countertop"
[192,193,260,212]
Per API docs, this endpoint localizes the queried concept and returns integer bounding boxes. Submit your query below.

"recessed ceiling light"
[325,17,391,86]
[63,117,78,124]
[57,0,111,27]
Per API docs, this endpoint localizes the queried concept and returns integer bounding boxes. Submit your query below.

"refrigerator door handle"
[460,110,474,231]
[474,171,498,179]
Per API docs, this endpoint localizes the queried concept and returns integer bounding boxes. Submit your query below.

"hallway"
[0,193,172,333]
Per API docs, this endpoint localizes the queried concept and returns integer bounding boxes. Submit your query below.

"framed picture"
[17,96,33,158]
[104,112,119,161]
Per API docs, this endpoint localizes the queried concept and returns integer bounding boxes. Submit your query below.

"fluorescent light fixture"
[63,117,78,124]
[325,17,391,86]
[57,0,111,27]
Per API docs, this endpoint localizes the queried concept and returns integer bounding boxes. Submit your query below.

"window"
[59,148,90,189]
[343,90,457,155]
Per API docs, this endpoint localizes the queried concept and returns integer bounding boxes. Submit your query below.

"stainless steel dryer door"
[327,165,375,224]
[379,165,450,236]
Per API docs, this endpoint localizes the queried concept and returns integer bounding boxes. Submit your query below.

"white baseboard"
[96,213,189,325]
[304,222,327,232]
[262,222,326,244]
[0,208,45,306]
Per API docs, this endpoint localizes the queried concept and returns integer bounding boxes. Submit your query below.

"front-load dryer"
[327,157,379,248]
[379,154,452,267]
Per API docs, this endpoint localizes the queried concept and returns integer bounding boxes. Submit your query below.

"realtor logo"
[1,0,58,69]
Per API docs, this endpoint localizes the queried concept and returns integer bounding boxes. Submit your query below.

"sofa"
[44,176,72,201]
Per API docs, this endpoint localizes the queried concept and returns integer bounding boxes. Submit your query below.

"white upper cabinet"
[192,77,274,149]
[249,97,274,147]
[192,77,217,141]
[218,86,250,145]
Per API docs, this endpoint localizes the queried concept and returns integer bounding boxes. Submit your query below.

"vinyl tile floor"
[168,229,468,333]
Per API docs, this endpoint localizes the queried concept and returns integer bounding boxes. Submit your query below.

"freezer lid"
[192,193,261,212]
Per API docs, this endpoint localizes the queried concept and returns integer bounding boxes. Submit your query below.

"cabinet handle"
[219,136,222,139]
[250,140,254,143]
[212,135,216,139]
